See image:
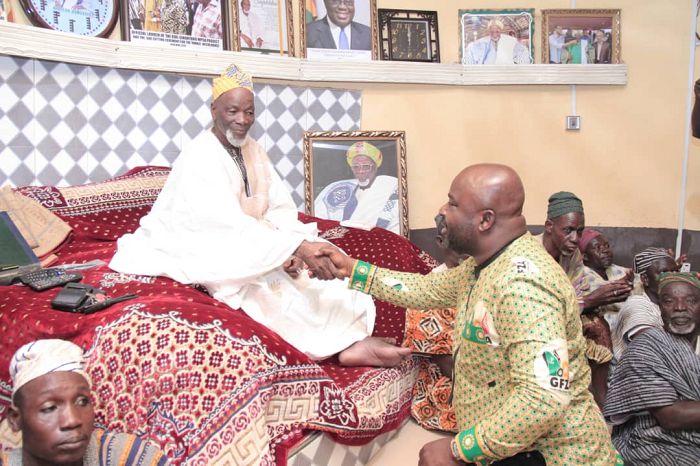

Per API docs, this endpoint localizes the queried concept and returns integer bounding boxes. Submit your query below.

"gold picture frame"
[228,0,294,56]
[542,9,621,64]
[300,0,379,61]
[304,131,408,237]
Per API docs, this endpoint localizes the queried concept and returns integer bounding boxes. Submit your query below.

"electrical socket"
[566,115,581,130]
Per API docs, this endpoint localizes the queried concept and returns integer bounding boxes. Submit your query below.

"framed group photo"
[228,0,294,55]
[378,9,439,62]
[304,131,408,237]
[542,9,621,64]
[121,0,228,50]
[459,9,534,65]
[300,0,378,61]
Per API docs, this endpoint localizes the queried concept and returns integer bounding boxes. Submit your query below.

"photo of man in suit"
[306,0,371,51]
[592,30,611,64]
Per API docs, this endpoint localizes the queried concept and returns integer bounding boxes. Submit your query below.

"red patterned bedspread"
[0,167,436,465]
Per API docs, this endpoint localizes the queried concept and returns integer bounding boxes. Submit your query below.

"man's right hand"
[316,245,355,279]
[294,241,340,281]
[583,281,632,310]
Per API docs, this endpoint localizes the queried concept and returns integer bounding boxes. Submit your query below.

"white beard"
[226,128,249,147]
[357,178,371,188]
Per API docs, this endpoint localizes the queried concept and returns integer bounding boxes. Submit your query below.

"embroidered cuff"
[455,427,492,465]
[349,260,376,294]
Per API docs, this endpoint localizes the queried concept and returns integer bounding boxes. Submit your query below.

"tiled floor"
[367,420,452,466]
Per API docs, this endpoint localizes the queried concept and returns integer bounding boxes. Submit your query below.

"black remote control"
[20,268,83,292]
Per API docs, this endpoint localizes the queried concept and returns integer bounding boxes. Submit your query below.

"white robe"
[110,131,375,359]
[314,175,400,234]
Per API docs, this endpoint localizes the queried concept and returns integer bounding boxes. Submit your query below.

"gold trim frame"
[304,131,408,237]
[299,0,379,60]
[542,9,621,64]
[228,0,294,55]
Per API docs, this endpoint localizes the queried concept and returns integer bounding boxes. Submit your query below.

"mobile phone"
[680,262,691,273]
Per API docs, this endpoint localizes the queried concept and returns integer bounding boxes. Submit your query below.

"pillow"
[16,166,170,241]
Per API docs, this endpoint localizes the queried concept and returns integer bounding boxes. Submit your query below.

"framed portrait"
[378,9,439,63]
[459,9,533,65]
[228,0,294,56]
[121,0,228,50]
[300,0,378,61]
[542,9,621,64]
[304,131,408,238]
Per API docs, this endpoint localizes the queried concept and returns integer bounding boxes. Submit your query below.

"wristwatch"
[19,0,118,37]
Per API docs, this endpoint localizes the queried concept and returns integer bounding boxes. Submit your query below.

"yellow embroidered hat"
[212,63,254,102]
[346,141,382,168]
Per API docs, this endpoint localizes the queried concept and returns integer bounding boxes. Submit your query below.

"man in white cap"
[3,339,168,466]
[110,64,409,366]
[314,141,400,234]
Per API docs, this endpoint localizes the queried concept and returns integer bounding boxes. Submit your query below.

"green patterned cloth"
[354,233,617,465]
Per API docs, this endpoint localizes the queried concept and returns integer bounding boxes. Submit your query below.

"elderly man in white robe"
[464,18,531,65]
[314,141,400,234]
[110,64,410,366]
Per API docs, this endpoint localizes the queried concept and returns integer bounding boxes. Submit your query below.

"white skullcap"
[10,339,88,400]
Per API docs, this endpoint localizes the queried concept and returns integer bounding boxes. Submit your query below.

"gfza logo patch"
[534,339,571,403]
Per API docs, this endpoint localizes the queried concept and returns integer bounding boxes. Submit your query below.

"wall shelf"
[0,22,627,86]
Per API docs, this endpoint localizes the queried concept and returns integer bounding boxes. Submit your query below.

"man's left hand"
[418,438,463,466]
[283,256,303,278]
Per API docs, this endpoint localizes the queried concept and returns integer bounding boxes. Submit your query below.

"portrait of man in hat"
[311,138,403,235]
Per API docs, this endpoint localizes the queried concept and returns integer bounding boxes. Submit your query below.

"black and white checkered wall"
[0,55,362,208]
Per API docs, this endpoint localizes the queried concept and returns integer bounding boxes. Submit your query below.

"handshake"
[283,240,356,281]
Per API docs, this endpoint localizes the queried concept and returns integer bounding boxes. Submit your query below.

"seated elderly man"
[2,339,168,466]
[537,191,632,407]
[604,272,700,465]
[579,228,635,331]
[110,64,408,366]
[611,247,679,360]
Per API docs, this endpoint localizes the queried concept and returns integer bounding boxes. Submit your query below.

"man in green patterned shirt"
[318,164,619,465]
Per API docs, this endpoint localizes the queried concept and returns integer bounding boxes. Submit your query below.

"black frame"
[378,9,439,63]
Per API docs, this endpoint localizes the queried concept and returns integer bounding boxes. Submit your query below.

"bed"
[0,166,437,465]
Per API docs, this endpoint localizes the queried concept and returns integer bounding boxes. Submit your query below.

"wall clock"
[19,0,118,38]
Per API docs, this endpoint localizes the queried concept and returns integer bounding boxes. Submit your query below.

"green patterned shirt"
[351,233,618,465]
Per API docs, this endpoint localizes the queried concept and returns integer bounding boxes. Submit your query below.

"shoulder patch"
[533,339,571,403]
[511,256,540,275]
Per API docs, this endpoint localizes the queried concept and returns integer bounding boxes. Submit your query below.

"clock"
[19,0,118,38]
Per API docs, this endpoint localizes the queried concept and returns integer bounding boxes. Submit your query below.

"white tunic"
[110,131,375,359]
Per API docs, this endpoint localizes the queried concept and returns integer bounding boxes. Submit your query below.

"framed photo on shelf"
[304,131,408,237]
[459,8,534,65]
[300,0,378,61]
[378,9,439,62]
[228,0,294,55]
[121,0,228,50]
[542,9,621,64]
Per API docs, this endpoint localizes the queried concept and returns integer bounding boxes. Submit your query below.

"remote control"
[20,268,83,292]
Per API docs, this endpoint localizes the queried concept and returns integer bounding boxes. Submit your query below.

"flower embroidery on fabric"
[319,385,357,426]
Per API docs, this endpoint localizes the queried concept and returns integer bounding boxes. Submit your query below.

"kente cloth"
[464,35,531,64]
[314,176,400,234]
[611,293,663,361]
[535,233,613,363]
[191,0,221,39]
[403,263,457,431]
[355,233,617,465]
[110,132,375,359]
[604,327,700,466]
[0,428,168,466]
